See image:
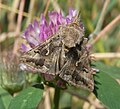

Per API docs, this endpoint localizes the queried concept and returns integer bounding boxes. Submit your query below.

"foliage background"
[0,0,120,109]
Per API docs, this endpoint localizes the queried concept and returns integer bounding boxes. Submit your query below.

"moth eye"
[35,58,45,66]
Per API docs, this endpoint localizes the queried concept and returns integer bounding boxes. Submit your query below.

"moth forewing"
[20,31,65,75]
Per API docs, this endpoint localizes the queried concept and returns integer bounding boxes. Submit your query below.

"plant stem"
[89,0,110,39]
[53,87,60,109]
[91,52,120,59]
[91,14,120,45]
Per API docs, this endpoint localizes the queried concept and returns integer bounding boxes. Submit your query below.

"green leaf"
[94,62,120,79]
[8,87,43,109]
[0,86,12,109]
[94,62,120,109]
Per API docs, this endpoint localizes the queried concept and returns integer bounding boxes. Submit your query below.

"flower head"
[20,9,85,88]
[21,8,83,52]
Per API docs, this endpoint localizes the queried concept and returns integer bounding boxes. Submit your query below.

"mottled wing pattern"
[59,38,94,91]
[20,33,65,77]
[59,57,94,91]
[20,21,94,91]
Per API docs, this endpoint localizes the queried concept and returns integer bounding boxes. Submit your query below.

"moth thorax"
[60,26,84,48]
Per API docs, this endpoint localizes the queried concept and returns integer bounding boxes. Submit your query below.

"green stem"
[53,87,60,109]
[89,0,110,39]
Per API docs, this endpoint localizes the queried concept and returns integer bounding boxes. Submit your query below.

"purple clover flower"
[21,8,79,52]
[20,9,85,88]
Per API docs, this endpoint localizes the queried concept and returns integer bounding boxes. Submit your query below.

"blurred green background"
[0,0,120,109]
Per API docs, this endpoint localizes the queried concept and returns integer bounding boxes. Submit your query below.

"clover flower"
[21,8,81,52]
[20,9,86,88]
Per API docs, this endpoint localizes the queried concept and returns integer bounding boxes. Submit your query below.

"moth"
[20,18,94,91]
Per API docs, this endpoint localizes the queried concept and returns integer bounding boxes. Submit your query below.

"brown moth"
[20,17,94,91]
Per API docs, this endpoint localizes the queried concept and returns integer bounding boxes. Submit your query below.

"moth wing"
[59,58,94,91]
[20,34,64,76]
